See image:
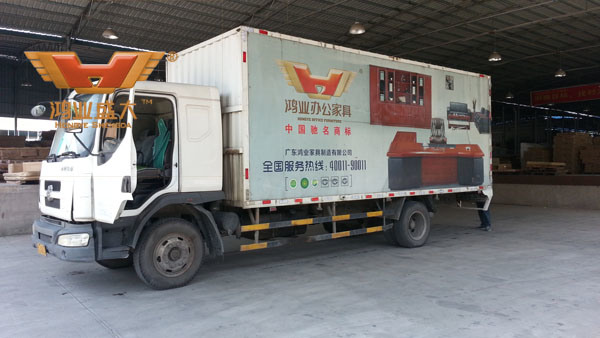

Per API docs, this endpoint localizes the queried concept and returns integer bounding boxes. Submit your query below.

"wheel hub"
[407,212,426,240]
[153,234,194,277]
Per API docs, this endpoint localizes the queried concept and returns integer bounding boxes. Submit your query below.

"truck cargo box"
[167,27,492,208]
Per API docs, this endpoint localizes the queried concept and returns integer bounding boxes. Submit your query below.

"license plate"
[37,243,47,256]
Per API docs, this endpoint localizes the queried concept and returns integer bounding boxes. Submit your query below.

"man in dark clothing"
[476,200,491,231]
[457,192,491,231]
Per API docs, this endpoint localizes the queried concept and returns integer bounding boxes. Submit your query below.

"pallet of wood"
[580,145,600,174]
[492,168,521,175]
[523,147,552,163]
[3,172,41,184]
[524,161,567,175]
[553,133,592,174]
[0,147,50,161]
[0,136,26,148]
[2,161,42,184]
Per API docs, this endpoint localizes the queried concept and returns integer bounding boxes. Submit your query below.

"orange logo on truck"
[277,60,356,100]
[25,51,164,94]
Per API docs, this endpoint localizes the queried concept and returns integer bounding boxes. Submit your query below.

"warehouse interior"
[2,0,600,176]
[0,0,599,336]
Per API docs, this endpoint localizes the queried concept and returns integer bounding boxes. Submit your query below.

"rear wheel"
[97,256,133,269]
[386,201,431,248]
[133,218,205,290]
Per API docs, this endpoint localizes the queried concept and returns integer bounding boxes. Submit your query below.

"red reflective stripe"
[311,197,319,201]
[258,29,268,35]
[448,189,453,192]
[262,200,271,205]
[409,192,416,195]
[388,193,395,197]
[479,186,484,190]
[295,199,303,203]
[479,74,485,77]
[428,190,434,194]
[245,168,248,179]
[366,194,372,198]
[242,51,246,63]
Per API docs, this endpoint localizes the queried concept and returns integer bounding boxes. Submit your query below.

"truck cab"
[32,81,225,287]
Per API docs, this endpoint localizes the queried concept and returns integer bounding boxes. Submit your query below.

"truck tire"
[97,256,133,269]
[383,227,399,245]
[387,201,430,248]
[133,218,205,290]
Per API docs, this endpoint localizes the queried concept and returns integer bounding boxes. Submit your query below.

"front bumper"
[31,216,95,262]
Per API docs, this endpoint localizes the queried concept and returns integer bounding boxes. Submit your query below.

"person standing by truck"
[457,191,491,231]
[476,194,492,232]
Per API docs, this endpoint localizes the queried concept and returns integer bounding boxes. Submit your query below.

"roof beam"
[394,5,600,57]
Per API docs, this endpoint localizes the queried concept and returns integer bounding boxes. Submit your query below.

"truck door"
[92,89,137,223]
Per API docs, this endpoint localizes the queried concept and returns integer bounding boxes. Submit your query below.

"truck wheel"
[97,256,133,269]
[388,201,430,248]
[383,227,399,245]
[133,218,205,290]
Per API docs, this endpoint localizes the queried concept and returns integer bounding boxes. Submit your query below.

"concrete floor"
[1,204,599,338]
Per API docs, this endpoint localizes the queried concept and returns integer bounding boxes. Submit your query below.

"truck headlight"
[57,233,90,247]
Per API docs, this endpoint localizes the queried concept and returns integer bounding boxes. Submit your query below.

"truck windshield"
[49,93,103,159]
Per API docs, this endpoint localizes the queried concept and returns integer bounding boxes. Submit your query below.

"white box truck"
[32,27,492,289]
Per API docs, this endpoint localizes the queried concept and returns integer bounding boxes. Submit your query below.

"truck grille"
[38,233,52,243]
[44,180,61,192]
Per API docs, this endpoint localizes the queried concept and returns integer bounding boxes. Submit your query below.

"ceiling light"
[554,51,566,78]
[554,68,566,78]
[102,28,118,40]
[349,22,365,35]
[20,81,32,87]
[488,51,502,62]
[505,91,514,99]
[488,30,502,62]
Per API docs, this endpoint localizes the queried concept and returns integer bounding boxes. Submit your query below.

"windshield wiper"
[58,151,80,158]
[46,151,79,162]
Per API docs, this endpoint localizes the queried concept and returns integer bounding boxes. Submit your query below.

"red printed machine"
[387,131,484,190]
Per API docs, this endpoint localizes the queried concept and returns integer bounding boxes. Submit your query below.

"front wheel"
[385,201,431,248]
[133,218,205,290]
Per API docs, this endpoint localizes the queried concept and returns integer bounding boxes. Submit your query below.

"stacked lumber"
[0,135,26,148]
[553,133,592,174]
[523,147,552,163]
[2,161,42,184]
[0,147,50,161]
[492,158,520,174]
[0,145,49,183]
[524,161,567,175]
[580,145,600,174]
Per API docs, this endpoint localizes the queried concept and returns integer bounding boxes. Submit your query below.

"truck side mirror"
[30,104,47,117]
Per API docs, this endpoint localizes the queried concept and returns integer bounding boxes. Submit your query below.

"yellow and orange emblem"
[277,60,356,100]
[25,51,164,94]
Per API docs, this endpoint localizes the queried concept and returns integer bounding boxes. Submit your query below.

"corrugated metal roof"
[0,0,599,113]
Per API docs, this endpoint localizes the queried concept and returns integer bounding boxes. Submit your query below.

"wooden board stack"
[523,147,552,163]
[524,161,567,175]
[553,133,592,174]
[3,161,42,184]
[0,136,50,184]
[580,146,600,174]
